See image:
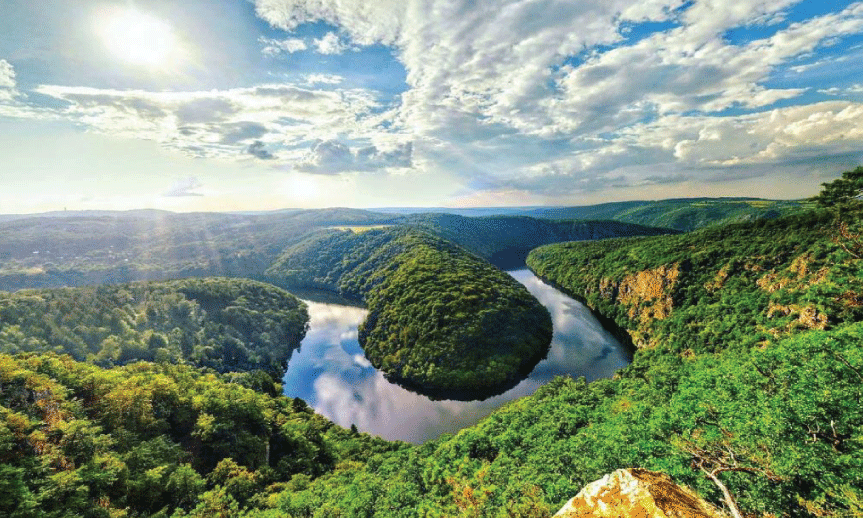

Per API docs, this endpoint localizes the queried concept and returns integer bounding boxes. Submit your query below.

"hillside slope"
[0,277,308,379]
[401,214,674,266]
[266,227,553,399]
[268,206,863,517]
[0,354,401,517]
[527,208,862,356]
[521,198,803,231]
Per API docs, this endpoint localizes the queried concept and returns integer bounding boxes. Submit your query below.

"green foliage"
[527,207,863,358]
[267,228,553,398]
[0,278,309,379]
[3,190,863,517]
[0,354,402,517]
[813,166,863,207]
[264,204,863,517]
[267,323,863,517]
[521,197,804,232]
[400,213,673,263]
[0,208,398,291]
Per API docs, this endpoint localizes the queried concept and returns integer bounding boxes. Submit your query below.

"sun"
[96,7,178,68]
[286,174,321,203]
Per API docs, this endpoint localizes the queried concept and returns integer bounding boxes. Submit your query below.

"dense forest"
[0,208,673,291]
[519,197,804,231]
[401,214,673,267]
[1,170,861,516]
[254,171,863,517]
[526,205,862,357]
[0,278,308,379]
[266,227,553,399]
[0,354,401,517]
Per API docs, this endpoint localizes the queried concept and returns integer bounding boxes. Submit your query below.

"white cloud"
[259,36,308,55]
[243,0,863,204]
[304,73,344,85]
[295,139,412,174]
[33,83,389,162]
[3,2,862,208]
[252,0,863,143]
[0,60,14,89]
[314,32,350,55]
[500,101,863,195]
[164,176,204,197]
[819,84,863,96]
[0,59,18,101]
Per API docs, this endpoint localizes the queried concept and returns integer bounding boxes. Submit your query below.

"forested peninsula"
[263,176,863,517]
[266,227,553,399]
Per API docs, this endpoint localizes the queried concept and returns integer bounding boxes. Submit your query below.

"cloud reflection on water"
[283,270,628,443]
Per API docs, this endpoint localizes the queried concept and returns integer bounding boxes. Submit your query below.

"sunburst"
[96,7,178,69]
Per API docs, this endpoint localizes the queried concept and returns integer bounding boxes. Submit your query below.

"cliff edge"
[554,468,725,518]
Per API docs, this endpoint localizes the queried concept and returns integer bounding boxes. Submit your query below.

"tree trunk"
[703,469,744,518]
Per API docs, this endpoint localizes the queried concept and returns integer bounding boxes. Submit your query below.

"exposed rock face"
[617,264,680,322]
[597,263,680,348]
[554,468,726,518]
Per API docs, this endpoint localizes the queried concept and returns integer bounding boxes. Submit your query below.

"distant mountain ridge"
[373,197,803,231]
[519,197,804,231]
[0,207,672,291]
[2,197,802,231]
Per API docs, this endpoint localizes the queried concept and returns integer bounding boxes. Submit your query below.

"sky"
[1,0,862,213]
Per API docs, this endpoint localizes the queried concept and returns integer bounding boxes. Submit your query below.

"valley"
[1,180,862,517]
[282,269,629,443]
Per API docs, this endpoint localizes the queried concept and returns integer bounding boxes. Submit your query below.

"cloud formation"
[33,83,388,162]
[164,176,204,197]
[313,32,350,55]
[2,1,863,210]
[250,0,863,199]
[259,36,308,55]
[296,140,412,174]
[247,140,275,160]
[0,59,18,101]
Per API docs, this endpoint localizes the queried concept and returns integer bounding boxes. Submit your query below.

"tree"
[167,464,206,511]
[811,166,863,261]
[813,166,863,207]
[675,433,782,518]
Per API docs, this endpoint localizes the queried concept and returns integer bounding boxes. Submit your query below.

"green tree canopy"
[813,165,863,207]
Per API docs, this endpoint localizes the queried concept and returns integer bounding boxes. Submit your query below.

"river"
[282,269,629,443]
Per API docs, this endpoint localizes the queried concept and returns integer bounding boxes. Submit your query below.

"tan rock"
[554,468,726,518]
[617,264,679,323]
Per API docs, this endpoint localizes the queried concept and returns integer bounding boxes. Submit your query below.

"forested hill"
[261,191,863,516]
[0,207,673,291]
[0,277,308,379]
[265,227,553,399]
[0,208,398,291]
[519,197,803,231]
[376,198,803,231]
[0,354,402,517]
[526,207,863,356]
[3,173,863,516]
[401,213,674,266]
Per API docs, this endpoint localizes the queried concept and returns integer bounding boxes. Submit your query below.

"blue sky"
[1,0,862,213]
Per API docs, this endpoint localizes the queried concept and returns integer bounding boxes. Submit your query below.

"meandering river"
[282,269,629,443]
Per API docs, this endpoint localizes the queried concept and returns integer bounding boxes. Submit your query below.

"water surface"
[282,269,628,443]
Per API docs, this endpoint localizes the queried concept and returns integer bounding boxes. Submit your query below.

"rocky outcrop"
[554,468,726,518]
[617,264,680,322]
[596,263,680,348]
